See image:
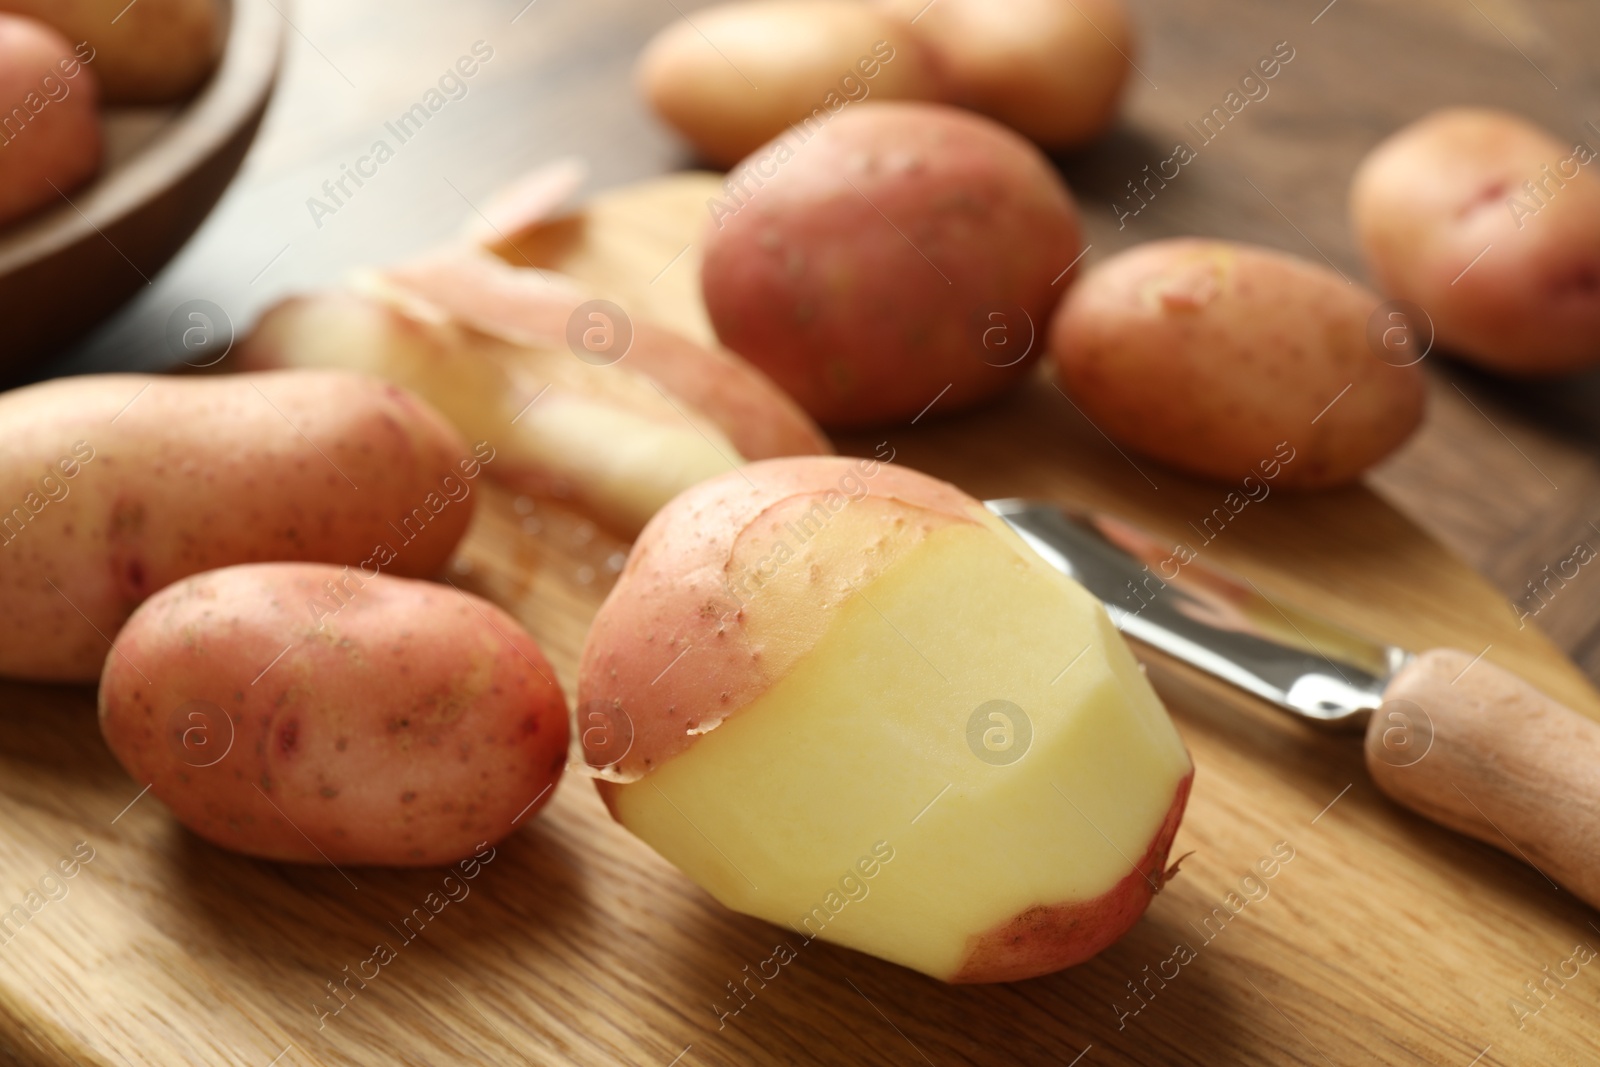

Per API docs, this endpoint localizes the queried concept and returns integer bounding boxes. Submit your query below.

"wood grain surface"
[4,0,1600,1065]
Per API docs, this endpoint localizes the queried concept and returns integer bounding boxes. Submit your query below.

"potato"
[637,0,942,167]
[99,563,568,866]
[1351,108,1600,375]
[239,249,830,537]
[703,101,1083,428]
[0,14,101,226]
[579,456,1192,982]
[1050,239,1426,488]
[0,0,220,104]
[0,371,476,683]
[876,0,1134,149]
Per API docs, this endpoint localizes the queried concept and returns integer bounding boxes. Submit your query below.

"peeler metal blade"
[987,499,1414,730]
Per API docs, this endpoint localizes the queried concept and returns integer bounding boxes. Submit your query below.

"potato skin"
[1351,108,1600,375]
[0,0,220,103]
[876,0,1133,149]
[703,102,1082,428]
[1050,239,1425,487]
[376,250,833,462]
[0,371,475,682]
[0,14,102,226]
[99,564,569,867]
[638,0,942,168]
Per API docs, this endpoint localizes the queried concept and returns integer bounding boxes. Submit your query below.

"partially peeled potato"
[578,456,1193,982]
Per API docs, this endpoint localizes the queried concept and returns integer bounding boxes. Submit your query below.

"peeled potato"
[1051,239,1426,488]
[0,0,221,104]
[0,14,101,226]
[877,0,1134,149]
[1351,108,1600,375]
[637,0,942,167]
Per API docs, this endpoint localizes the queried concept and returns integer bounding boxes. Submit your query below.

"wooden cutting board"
[3,174,1598,1067]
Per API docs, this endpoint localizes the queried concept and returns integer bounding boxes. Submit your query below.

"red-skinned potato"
[0,371,476,682]
[1351,108,1600,375]
[876,0,1134,149]
[239,250,829,537]
[0,14,101,226]
[0,0,220,103]
[578,456,1193,982]
[637,0,942,168]
[1051,239,1426,487]
[703,102,1083,428]
[99,564,568,866]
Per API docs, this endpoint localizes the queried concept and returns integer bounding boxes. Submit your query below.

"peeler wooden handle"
[1365,648,1600,910]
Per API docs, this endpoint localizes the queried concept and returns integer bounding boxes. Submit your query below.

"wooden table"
[7,0,1600,1064]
